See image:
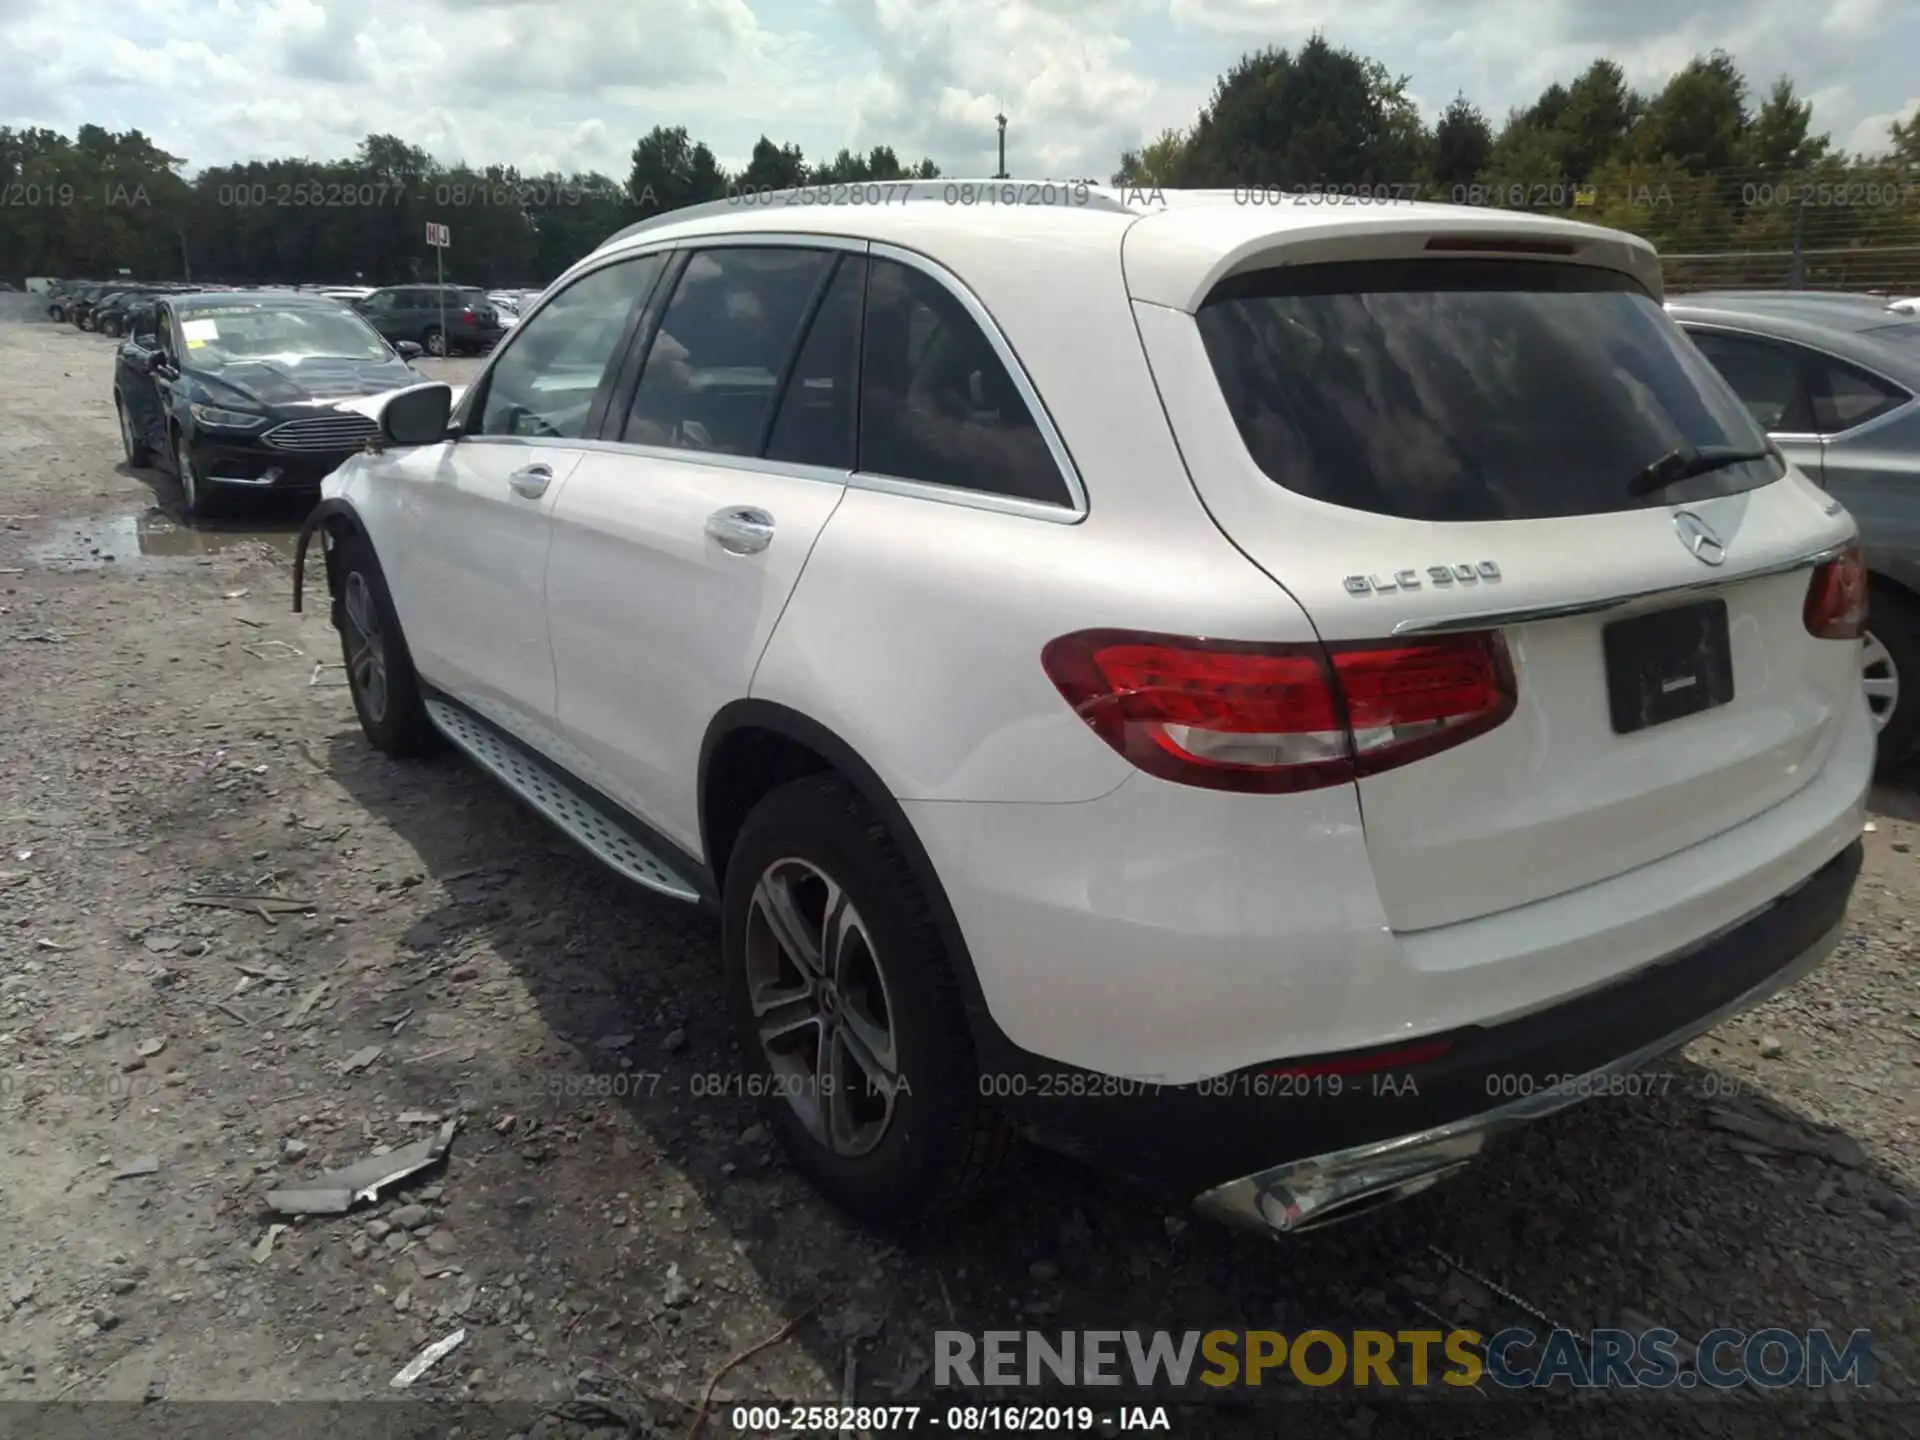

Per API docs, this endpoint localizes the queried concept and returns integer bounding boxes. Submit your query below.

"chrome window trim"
[845,469,1084,524]
[1389,541,1851,637]
[559,437,853,489]
[569,236,1089,523]
[865,240,1088,519]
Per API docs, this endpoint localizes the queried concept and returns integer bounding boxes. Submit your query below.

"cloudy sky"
[5,0,1918,182]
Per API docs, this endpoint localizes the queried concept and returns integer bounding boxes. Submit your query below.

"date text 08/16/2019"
[726,1404,1173,1433]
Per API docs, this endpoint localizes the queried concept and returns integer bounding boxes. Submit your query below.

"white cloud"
[1,0,1916,184]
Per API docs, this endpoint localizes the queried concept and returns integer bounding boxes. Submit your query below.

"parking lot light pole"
[994,114,1008,180]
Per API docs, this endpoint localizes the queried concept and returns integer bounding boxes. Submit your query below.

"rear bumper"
[1194,842,1856,1231]
[905,694,1869,1201]
[976,837,1859,1205]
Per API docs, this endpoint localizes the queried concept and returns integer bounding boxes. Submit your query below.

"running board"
[424,697,702,903]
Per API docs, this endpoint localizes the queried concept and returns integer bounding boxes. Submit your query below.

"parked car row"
[41,280,529,359]
[285,186,1874,1236]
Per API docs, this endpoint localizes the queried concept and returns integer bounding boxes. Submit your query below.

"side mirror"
[378,382,454,446]
[143,350,166,374]
[395,340,423,360]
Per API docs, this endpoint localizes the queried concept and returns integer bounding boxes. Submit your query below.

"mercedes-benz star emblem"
[1674,510,1727,566]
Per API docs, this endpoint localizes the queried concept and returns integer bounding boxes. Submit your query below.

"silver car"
[1669,292,1920,766]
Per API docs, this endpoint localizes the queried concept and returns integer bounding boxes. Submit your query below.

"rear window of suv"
[1197,258,1779,522]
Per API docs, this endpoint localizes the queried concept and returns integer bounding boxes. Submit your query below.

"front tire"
[173,429,226,520]
[1865,585,1920,772]
[330,528,443,758]
[721,775,1011,1223]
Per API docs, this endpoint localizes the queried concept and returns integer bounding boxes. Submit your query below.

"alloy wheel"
[342,571,390,723]
[1862,629,1899,733]
[425,330,446,357]
[743,857,902,1157]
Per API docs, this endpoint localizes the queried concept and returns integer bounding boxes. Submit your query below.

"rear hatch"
[1127,212,1861,932]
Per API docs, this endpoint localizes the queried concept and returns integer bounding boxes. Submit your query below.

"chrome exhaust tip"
[1194,1129,1491,1236]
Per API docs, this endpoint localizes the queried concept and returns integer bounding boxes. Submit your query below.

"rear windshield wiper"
[1627,444,1772,499]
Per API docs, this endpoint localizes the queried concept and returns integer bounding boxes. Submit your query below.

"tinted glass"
[1685,330,1812,433]
[855,258,1067,505]
[1198,260,1776,522]
[175,305,392,363]
[1810,359,1907,433]
[764,255,864,469]
[478,254,663,440]
[623,248,835,454]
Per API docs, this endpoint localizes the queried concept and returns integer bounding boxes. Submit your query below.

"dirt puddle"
[26,510,299,569]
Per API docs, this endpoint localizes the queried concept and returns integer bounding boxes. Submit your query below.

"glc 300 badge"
[1343,561,1501,595]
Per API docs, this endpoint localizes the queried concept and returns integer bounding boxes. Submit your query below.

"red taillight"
[460,308,477,325]
[1039,629,1516,793]
[1804,543,1868,640]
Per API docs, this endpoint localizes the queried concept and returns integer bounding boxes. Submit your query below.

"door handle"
[508,463,552,498]
[705,506,775,555]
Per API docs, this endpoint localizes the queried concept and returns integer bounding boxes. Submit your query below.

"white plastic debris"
[390,1328,465,1389]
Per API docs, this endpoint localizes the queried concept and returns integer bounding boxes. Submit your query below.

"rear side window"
[857,257,1070,507]
[1684,329,1815,433]
[1197,260,1777,522]
[1808,358,1907,434]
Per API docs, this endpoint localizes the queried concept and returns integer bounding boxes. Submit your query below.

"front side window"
[623,247,837,454]
[1685,329,1814,434]
[477,254,664,440]
[857,257,1069,506]
[1198,259,1778,522]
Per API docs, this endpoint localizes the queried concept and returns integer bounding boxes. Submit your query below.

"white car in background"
[294,184,1871,1236]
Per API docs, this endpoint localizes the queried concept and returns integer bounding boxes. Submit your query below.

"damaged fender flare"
[291,497,365,614]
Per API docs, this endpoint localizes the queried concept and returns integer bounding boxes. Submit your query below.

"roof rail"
[596,179,1137,251]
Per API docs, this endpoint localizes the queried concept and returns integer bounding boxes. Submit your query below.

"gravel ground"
[0,311,1914,1440]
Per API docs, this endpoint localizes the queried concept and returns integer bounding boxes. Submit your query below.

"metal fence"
[1662,244,1920,296]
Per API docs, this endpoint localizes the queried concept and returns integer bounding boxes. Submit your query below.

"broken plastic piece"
[390,1328,466,1389]
[266,1119,457,1216]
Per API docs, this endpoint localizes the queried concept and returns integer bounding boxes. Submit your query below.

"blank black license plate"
[1602,599,1735,735]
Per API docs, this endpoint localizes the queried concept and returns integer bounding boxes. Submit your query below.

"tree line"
[4,37,1919,290]
[1116,40,1920,281]
[0,127,941,288]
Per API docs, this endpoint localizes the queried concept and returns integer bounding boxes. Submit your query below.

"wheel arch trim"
[291,496,366,615]
[698,699,1006,1047]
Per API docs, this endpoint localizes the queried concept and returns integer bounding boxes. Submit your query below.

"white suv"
[294,183,1872,1235]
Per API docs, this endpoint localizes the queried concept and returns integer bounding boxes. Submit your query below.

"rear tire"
[330,528,444,759]
[721,774,1012,1224]
[423,327,446,357]
[1866,585,1920,773]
